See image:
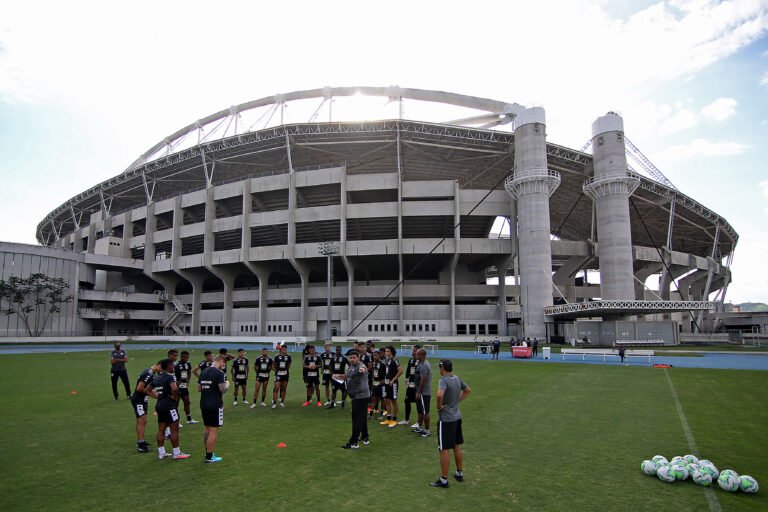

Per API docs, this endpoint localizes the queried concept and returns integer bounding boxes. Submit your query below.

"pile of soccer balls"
[640,454,759,493]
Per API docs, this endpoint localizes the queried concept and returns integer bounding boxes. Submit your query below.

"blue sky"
[1,0,767,303]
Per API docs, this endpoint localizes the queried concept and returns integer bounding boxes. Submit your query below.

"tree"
[0,273,74,337]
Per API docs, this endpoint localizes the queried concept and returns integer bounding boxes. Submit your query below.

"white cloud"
[759,180,768,200]
[654,138,749,162]
[700,97,738,121]
[659,108,700,134]
[761,71,768,87]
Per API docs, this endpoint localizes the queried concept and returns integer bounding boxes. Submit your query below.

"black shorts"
[383,381,398,400]
[275,373,289,383]
[437,419,463,451]
[157,407,180,425]
[202,407,224,428]
[131,399,149,418]
[405,386,417,402]
[178,387,190,398]
[322,373,332,385]
[371,383,382,397]
[235,379,248,387]
[416,394,431,415]
[256,374,270,383]
[305,375,320,386]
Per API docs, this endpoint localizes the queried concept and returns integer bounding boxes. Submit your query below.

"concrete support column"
[340,168,354,335]
[121,214,133,259]
[171,197,182,262]
[583,112,639,300]
[143,203,157,274]
[244,262,269,334]
[505,107,560,340]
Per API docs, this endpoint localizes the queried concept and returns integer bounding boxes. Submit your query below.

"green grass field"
[0,349,765,511]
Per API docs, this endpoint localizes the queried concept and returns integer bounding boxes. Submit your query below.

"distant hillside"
[736,302,768,312]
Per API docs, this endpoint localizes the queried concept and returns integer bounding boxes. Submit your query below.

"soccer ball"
[652,455,669,465]
[657,464,675,483]
[739,475,758,494]
[718,470,740,492]
[686,463,700,475]
[670,464,689,481]
[691,468,712,487]
[641,460,659,476]
[699,462,719,479]
[670,455,685,465]
[683,454,699,465]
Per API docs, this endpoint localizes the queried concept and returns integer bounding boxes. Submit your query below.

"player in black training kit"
[174,351,198,424]
[369,350,386,419]
[272,345,292,408]
[145,359,190,460]
[193,351,214,380]
[219,347,235,374]
[302,345,323,407]
[381,345,404,427]
[130,361,162,452]
[320,343,334,405]
[199,354,229,463]
[231,348,249,405]
[327,346,348,409]
[401,345,421,426]
[250,348,273,408]
[110,342,131,400]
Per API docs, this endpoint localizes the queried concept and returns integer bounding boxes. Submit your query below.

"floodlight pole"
[318,242,339,341]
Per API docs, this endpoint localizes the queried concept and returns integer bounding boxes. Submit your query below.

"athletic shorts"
[131,399,149,418]
[235,379,248,387]
[371,382,382,397]
[305,375,320,386]
[437,419,463,451]
[383,381,398,400]
[202,406,224,428]
[178,387,190,398]
[256,373,270,383]
[416,394,431,415]
[157,407,180,425]
[331,379,345,390]
[405,386,417,402]
[322,373,332,386]
[275,373,289,382]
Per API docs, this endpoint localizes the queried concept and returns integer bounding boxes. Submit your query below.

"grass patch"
[0,349,765,511]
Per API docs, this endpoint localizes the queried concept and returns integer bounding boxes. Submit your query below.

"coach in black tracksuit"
[110,342,131,400]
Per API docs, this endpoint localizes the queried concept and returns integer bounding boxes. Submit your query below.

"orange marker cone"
[71,391,78,394]
[276,442,286,448]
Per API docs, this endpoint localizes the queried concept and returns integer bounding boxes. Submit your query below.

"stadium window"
[469,324,476,335]
[267,325,272,333]
[405,324,409,331]
[457,324,467,335]
[374,325,379,332]
[368,325,373,332]
[479,325,486,335]
[214,326,221,335]
[288,325,292,332]
[431,324,436,332]
[240,325,244,332]
[418,324,423,332]
[489,324,498,335]
[386,324,391,332]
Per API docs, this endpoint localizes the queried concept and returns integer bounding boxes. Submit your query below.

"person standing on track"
[110,342,131,400]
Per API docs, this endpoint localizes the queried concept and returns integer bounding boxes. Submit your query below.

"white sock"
[158,447,166,456]
[172,446,180,456]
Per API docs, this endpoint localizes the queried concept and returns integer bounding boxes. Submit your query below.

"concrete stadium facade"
[28,87,736,341]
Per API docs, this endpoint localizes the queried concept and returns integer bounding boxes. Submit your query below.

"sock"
[272,400,276,404]
[456,469,463,475]
[137,439,144,444]
[307,395,311,402]
[387,415,392,421]
[206,451,213,460]
[158,447,166,456]
[440,476,448,484]
[172,446,180,456]
[393,416,397,422]
[186,415,192,421]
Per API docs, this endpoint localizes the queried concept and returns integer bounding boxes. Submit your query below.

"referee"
[431,359,471,488]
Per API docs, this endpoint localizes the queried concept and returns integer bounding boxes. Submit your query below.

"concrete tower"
[583,112,640,300]
[505,107,560,339]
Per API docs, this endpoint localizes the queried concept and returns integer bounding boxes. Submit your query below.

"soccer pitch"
[0,348,765,512]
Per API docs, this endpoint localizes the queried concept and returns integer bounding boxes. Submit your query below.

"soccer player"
[412,348,432,437]
[199,354,229,463]
[334,349,370,449]
[130,361,162,453]
[219,347,235,374]
[320,343,334,405]
[369,349,385,419]
[110,341,131,400]
[250,347,273,408]
[167,349,179,363]
[231,348,249,405]
[193,351,214,380]
[400,345,421,426]
[174,350,198,424]
[381,345,403,427]
[145,359,190,460]
[302,345,323,406]
[272,344,292,408]
[430,359,471,488]
[327,345,348,409]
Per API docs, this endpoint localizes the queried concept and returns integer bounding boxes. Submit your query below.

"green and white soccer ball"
[670,456,685,465]
[641,460,659,476]
[652,455,669,465]
[691,467,712,487]
[683,454,699,465]
[739,475,759,494]
[686,463,701,474]
[670,464,689,481]
[718,470,740,492]
[657,464,675,483]
[700,462,719,479]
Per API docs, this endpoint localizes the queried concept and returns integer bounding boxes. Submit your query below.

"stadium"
[3,87,737,342]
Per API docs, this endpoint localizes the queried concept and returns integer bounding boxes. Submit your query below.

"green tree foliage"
[0,273,73,336]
